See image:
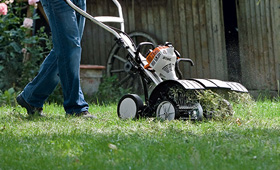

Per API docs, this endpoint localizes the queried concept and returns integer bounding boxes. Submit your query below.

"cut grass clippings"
[0,99,279,170]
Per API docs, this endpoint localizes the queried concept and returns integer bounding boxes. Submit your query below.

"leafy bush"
[0,88,17,106]
[89,76,131,105]
[0,1,52,92]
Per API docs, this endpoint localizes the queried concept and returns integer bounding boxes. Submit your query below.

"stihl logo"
[163,56,171,61]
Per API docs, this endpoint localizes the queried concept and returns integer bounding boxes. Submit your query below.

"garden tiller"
[65,0,248,120]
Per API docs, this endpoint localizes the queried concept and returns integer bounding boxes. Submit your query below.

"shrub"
[89,76,131,105]
[0,1,52,92]
[0,88,17,106]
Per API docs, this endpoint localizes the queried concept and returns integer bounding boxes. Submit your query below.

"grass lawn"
[0,100,279,170]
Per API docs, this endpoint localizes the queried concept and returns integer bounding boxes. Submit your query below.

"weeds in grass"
[228,91,255,105]
[197,90,234,120]
[196,90,255,122]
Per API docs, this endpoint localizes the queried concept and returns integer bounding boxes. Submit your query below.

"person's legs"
[19,0,90,115]
[20,50,59,108]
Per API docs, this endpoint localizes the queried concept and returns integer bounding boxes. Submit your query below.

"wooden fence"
[236,0,280,94]
[80,0,280,95]
[81,0,227,80]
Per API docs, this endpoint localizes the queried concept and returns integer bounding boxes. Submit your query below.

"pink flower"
[21,48,27,54]
[23,18,33,28]
[0,3,8,16]
[28,0,39,6]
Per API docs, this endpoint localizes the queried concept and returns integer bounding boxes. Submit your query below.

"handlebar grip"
[175,58,194,79]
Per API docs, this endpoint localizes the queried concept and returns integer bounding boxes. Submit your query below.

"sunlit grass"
[0,99,279,170]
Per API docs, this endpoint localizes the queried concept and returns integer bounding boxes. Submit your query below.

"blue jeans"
[20,0,88,114]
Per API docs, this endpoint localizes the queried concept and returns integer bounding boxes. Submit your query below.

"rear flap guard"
[190,79,248,93]
[148,79,248,107]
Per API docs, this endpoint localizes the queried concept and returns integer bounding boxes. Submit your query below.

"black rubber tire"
[117,94,144,120]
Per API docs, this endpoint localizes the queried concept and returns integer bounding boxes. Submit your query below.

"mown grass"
[0,99,279,170]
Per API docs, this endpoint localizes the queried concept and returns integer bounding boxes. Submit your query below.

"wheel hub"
[124,61,133,73]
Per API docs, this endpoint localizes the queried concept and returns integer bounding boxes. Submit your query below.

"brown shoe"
[66,111,97,119]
